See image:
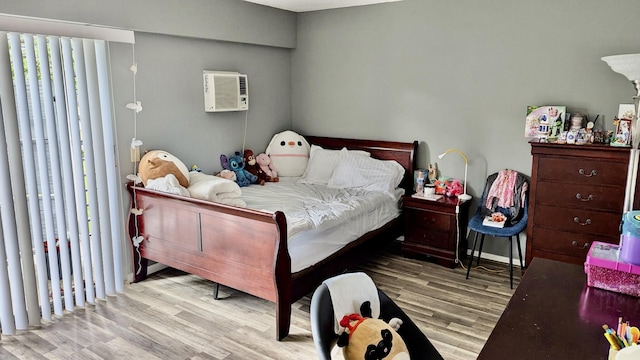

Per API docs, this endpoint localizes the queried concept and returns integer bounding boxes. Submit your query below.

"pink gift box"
[584,241,640,297]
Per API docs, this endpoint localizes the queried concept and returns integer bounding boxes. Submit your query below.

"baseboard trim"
[466,249,527,268]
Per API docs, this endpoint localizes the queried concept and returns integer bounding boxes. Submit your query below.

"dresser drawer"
[536,157,627,187]
[531,227,618,260]
[535,181,625,212]
[406,227,449,248]
[532,204,621,237]
[405,208,451,232]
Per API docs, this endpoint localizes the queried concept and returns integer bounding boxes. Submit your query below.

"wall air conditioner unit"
[203,70,248,112]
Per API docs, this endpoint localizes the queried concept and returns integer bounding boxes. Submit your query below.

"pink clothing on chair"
[485,170,518,209]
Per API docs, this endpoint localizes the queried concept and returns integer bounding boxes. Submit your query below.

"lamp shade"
[601,54,640,81]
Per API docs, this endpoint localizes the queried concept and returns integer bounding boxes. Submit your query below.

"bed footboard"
[127,183,292,339]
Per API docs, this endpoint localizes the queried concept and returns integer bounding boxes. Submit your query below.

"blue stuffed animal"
[220,152,258,187]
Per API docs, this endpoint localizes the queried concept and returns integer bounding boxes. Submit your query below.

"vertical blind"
[0,29,127,334]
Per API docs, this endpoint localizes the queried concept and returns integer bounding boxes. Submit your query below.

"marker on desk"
[606,332,621,350]
[613,330,627,349]
[604,325,623,350]
[619,317,624,336]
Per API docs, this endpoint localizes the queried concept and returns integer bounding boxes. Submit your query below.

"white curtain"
[0,23,132,334]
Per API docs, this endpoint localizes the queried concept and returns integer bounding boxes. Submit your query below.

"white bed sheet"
[241,178,402,272]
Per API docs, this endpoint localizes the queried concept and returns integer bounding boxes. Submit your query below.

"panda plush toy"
[265,130,310,177]
[338,301,410,360]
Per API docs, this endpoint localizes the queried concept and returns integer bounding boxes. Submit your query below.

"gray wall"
[292,0,640,260]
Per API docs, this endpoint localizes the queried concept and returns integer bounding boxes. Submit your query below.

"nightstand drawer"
[536,157,627,187]
[405,208,451,232]
[535,181,625,212]
[406,227,449,248]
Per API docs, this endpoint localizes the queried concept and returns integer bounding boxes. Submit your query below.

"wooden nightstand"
[402,194,471,268]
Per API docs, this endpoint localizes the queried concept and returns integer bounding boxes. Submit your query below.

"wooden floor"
[0,249,518,360]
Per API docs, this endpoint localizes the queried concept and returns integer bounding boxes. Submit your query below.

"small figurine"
[416,170,425,194]
[428,163,438,184]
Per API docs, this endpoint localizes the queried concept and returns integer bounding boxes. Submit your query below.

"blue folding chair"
[465,171,529,289]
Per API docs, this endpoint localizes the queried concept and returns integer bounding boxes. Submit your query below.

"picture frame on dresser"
[611,118,631,147]
[618,103,635,121]
[524,105,566,139]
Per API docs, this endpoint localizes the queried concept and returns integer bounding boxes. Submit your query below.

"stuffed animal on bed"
[256,153,279,183]
[338,301,409,360]
[243,149,264,185]
[138,150,190,197]
[220,151,258,187]
[265,130,310,177]
[215,169,236,181]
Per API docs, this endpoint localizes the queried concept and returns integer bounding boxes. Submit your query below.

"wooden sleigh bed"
[126,135,417,340]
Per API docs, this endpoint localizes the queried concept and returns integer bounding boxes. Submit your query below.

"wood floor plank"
[0,249,517,359]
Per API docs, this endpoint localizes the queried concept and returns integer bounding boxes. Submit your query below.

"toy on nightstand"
[434,177,450,195]
[446,179,463,197]
[428,163,438,184]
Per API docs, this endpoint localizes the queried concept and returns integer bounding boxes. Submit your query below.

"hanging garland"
[124,46,144,275]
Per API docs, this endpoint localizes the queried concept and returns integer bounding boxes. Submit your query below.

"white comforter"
[241,178,401,238]
[242,177,402,272]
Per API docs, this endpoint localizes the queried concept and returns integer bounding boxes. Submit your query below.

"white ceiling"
[241,0,402,12]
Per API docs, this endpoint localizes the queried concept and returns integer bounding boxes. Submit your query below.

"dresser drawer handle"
[575,193,594,202]
[572,241,590,249]
[422,234,436,242]
[578,169,597,177]
[422,217,435,223]
[573,217,592,226]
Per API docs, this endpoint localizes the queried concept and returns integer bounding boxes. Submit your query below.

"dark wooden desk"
[478,257,640,359]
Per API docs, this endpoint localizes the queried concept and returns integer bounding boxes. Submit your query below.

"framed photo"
[413,169,427,193]
[618,104,636,121]
[524,105,567,140]
[566,113,587,131]
[611,118,632,147]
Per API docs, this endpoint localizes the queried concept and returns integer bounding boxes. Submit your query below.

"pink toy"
[585,241,640,297]
[256,153,279,182]
[446,179,464,197]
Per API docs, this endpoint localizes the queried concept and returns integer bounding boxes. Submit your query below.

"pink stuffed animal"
[446,179,464,197]
[256,153,279,182]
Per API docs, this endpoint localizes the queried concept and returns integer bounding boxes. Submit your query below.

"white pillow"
[300,146,370,185]
[328,153,405,196]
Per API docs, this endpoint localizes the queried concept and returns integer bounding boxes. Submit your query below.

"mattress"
[241,178,402,272]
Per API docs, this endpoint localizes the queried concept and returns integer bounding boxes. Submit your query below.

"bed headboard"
[304,135,418,194]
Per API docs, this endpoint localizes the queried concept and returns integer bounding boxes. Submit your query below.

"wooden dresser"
[526,141,638,265]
